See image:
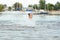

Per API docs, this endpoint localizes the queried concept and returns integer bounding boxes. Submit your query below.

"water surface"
[0,13,60,40]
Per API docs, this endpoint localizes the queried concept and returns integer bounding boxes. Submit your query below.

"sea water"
[0,13,60,40]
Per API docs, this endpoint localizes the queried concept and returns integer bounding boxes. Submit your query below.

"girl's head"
[28,13,33,19]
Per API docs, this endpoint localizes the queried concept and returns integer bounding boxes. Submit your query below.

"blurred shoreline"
[48,10,60,15]
[0,11,60,15]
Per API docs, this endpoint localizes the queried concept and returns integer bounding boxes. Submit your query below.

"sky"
[0,0,60,7]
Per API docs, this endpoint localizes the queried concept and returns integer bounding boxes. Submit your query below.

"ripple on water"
[0,14,60,40]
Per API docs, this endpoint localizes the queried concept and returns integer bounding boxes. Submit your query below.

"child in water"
[28,13,33,19]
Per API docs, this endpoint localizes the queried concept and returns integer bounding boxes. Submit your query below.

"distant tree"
[13,2,22,11]
[46,3,54,10]
[28,5,33,7]
[8,6,12,11]
[39,0,46,9]
[3,4,7,8]
[33,4,38,9]
[54,2,60,10]
[0,4,4,12]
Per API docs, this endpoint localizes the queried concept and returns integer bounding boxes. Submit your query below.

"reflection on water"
[0,13,60,40]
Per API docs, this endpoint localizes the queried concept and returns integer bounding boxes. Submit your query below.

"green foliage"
[8,6,12,11]
[13,2,22,10]
[33,4,38,9]
[0,4,4,12]
[39,0,46,9]
[3,4,7,8]
[28,5,33,7]
[46,3,54,10]
[28,4,39,10]
[54,2,60,10]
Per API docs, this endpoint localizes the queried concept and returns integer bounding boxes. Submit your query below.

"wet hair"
[28,13,30,16]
